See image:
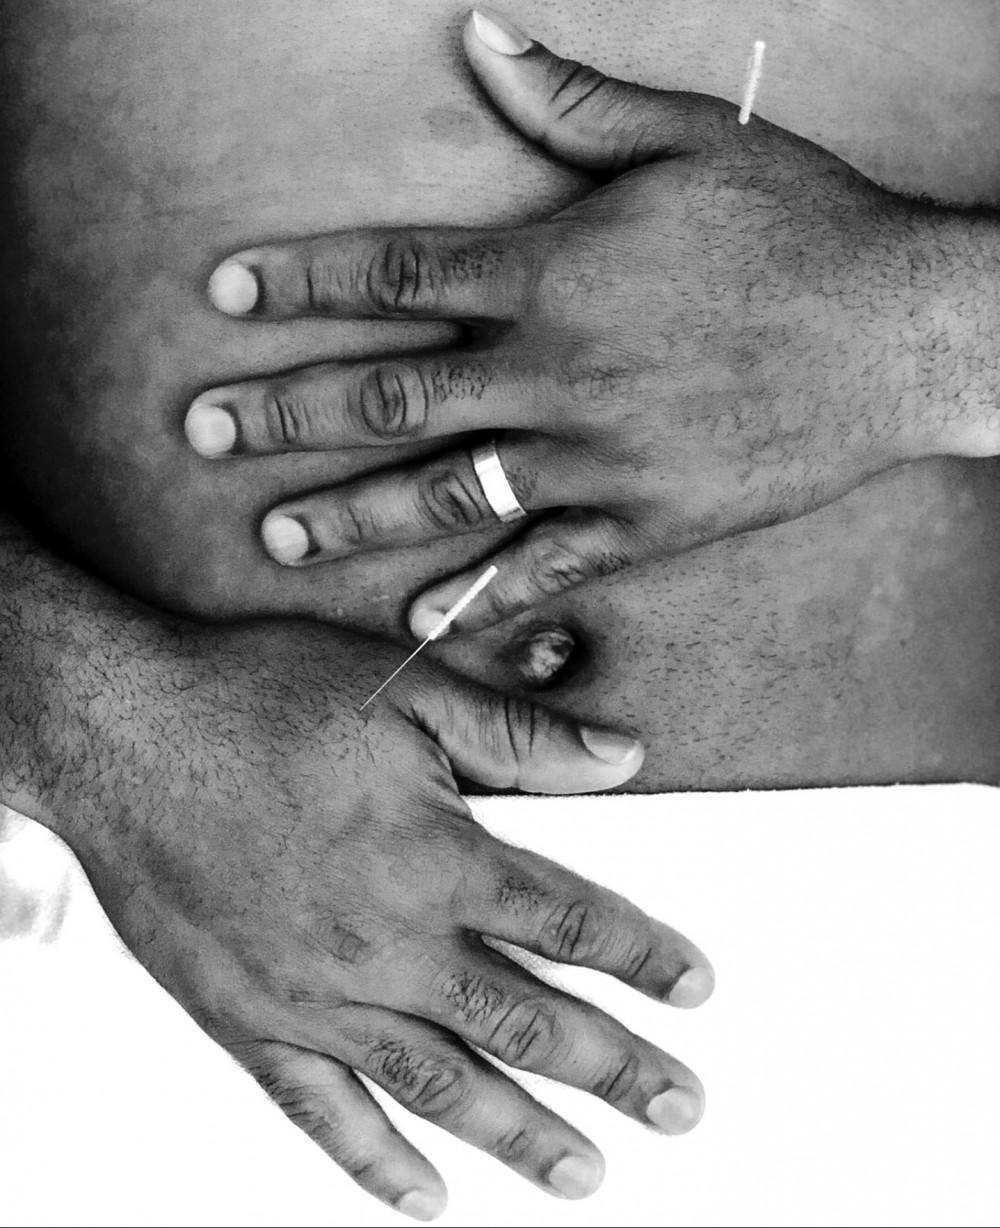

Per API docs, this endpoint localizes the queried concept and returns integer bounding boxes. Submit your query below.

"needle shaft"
[358,641,431,711]
[739,40,766,124]
[358,565,499,711]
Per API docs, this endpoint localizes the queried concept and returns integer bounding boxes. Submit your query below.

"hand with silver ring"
[187,8,1000,638]
[471,440,527,523]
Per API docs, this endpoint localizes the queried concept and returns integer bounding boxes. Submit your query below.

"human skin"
[0,0,998,794]
[198,10,1000,645]
[0,510,717,1219]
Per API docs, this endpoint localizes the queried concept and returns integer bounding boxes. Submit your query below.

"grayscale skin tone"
[202,10,1000,646]
[0,511,713,1220]
[2,0,997,788]
[0,0,997,1217]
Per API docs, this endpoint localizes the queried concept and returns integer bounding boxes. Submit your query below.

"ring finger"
[259,436,577,566]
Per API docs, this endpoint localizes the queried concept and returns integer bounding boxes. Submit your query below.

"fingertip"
[185,400,237,458]
[396,1188,448,1222]
[546,1151,605,1199]
[208,259,260,315]
[408,581,498,642]
[646,1084,705,1136]
[467,8,533,57]
[580,726,645,772]
[262,513,311,565]
[409,600,448,643]
[667,963,715,1009]
[519,730,643,795]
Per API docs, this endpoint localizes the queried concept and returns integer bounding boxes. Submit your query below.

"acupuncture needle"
[358,565,499,711]
[739,39,766,125]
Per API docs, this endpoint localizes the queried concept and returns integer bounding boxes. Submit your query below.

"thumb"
[463,7,725,172]
[404,674,645,794]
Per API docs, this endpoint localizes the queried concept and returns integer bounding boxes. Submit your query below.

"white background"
[2,785,999,1227]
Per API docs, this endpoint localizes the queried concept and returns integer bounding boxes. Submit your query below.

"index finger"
[208,226,533,322]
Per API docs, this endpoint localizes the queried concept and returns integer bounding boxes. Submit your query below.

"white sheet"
[1,786,998,1227]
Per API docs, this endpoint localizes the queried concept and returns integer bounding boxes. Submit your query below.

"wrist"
[0,513,168,844]
[0,517,58,822]
[897,202,1000,459]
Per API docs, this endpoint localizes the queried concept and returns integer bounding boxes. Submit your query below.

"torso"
[2,0,998,787]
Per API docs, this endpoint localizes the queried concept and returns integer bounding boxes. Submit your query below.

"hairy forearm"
[900,204,1000,458]
[0,512,79,820]
[0,511,177,838]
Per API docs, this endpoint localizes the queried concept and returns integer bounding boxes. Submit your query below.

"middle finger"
[185,352,535,458]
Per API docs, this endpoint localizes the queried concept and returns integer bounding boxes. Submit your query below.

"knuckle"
[337,499,381,549]
[592,534,635,577]
[277,1087,335,1140]
[408,1064,469,1119]
[445,237,508,285]
[249,1064,337,1143]
[494,1125,535,1166]
[442,969,505,1028]
[354,363,429,439]
[498,695,552,765]
[340,1154,377,1184]
[312,915,372,966]
[530,542,592,597]
[264,385,318,448]
[431,359,492,403]
[303,254,344,313]
[538,899,603,962]
[418,467,487,532]
[557,341,641,405]
[366,1040,468,1121]
[621,941,656,985]
[490,998,562,1068]
[363,236,437,314]
[496,871,543,916]
[592,1052,641,1105]
[582,362,636,404]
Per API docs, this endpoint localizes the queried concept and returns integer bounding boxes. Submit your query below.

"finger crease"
[597,1054,640,1104]
[306,261,322,313]
[625,945,653,984]
[557,77,609,121]
[549,62,586,103]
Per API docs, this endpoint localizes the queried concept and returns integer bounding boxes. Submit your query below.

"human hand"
[4,518,712,1221]
[188,6,1000,637]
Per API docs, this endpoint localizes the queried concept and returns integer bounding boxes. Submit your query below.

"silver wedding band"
[471,439,527,523]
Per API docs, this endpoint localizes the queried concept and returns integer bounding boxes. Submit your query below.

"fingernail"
[208,260,259,315]
[646,1086,704,1135]
[471,7,533,56]
[185,401,237,458]
[580,726,643,765]
[668,965,715,1009]
[261,514,311,565]
[547,1154,604,1199]
[396,1189,447,1222]
[409,601,451,643]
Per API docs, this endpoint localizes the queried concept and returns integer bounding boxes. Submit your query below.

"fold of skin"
[1,0,998,788]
